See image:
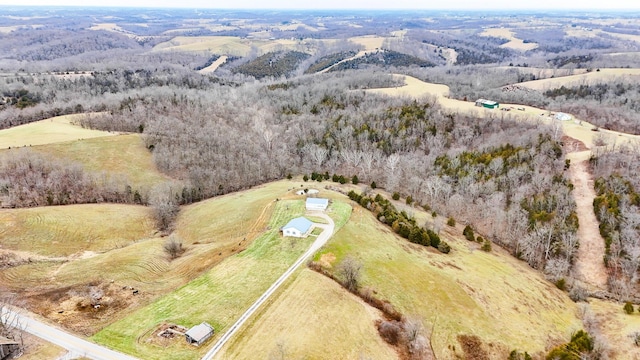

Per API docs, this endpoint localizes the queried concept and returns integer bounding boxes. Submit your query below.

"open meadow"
[0,114,117,149]
[92,199,352,360]
[313,203,582,359]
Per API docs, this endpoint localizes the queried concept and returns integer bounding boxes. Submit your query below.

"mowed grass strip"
[92,199,351,360]
[0,114,116,149]
[316,207,581,359]
[218,269,396,360]
[27,134,171,190]
[0,204,155,257]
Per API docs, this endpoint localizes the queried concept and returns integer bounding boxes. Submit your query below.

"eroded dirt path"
[567,150,608,289]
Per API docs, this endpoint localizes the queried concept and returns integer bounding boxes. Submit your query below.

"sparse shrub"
[303,174,309,182]
[463,225,475,241]
[438,241,451,254]
[630,332,640,347]
[476,235,484,243]
[378,320,403,345]
[163,234,184,260]
[286,173,292,180]
[370,181,377,189]
[352,175,359,185]
[431,211,437,218]
[509,350,532,360]
[405,196,413,205]
[338,256,362,293]
[447,217,456,226]
[624,302,635,315]
[569,285,588,302]
[555,278,566,291]
[481,240,492,252]
[546,330,593,359]
[392,192,400,200]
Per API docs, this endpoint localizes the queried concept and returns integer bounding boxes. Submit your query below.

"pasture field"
[152,36,308,57]
[217,269,396,360]
[480,28,538,51]
[0,114,117,149]
[92,200,351,360]
[198,55,228,74]
[20,336,66,360]
[26,134,171,190]
[0,204,155,257]
[589,299,640,359]
[314,206,581,359]
[515,68,640,91]
[348,35,386,50]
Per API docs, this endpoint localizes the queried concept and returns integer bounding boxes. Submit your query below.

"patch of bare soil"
[24,281,146,335]
[562,136,588,153]
[146,323,188,347]
[567,151,608,289]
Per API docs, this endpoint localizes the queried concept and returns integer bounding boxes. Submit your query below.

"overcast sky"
[0,0,637,9]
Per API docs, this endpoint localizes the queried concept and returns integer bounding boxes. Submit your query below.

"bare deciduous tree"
[338,256,362,293]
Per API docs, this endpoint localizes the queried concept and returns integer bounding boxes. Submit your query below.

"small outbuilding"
[305,197,329,211]
[185,322,214,346]
[554,112,572,121]
[281,217,313,238]
[475,99,500,109]
[0,336,19,360]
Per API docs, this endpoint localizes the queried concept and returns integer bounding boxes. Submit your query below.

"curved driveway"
[201,211,335,360]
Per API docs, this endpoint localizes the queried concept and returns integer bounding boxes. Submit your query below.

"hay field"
[92,200,351,360]
[26,134,171,190]
[516,68,640,91]
[0,114,117,149]
[152,36,251,56]
[480,28,538,51]
[589,299,640,359]
[364,74,449,99]
[218,269,396,360]
[348,35,386,50]
[0,204,155,257]
[316,208,581,359]
[198,55,228,74]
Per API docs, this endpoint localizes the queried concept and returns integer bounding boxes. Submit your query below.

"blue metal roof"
[306,198,329,206]
[283,217,313,233]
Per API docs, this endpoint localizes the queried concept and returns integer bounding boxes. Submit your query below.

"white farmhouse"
[305,197,329,211]
[281,217,313,238]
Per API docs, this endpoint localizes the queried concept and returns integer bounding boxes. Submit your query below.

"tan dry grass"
[348,35,386,51]
[0,114,117,149]
[152,36,251,56]
[317,206,581,359]
[480,28,538,51]
[218,269,396,360]
[198,55,228,74]
[0,204,155,257]
[589,299,640,359]
[364,74,449,99]
[24,134,171,190]
[516,68,640,91]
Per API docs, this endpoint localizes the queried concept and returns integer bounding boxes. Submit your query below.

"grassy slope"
[0,204,155,257]
[590,299,640,359]
[315,206,581,359]
[92,199,351,359]
[219,269,396,360]
[0,114,116,148]
[27,134,170,191]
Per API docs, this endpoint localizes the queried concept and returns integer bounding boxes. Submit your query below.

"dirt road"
[567,151,609,289]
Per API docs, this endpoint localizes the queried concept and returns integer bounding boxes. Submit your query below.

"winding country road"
[201,211,335,360]
[0,307,138,360]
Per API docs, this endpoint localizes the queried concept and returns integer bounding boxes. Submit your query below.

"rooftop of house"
[283,216,313,233]
[185,322,214,341]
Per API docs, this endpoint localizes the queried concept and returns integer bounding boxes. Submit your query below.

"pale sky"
[0,0,638,9]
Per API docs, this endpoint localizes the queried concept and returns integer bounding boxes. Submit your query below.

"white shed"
[554,112,572,121]
[185,322,214,346]
[281,217,313,238]
[306,197,329,211]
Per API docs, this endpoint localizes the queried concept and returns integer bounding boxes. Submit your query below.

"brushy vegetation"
[329,49,434,71]
[232,51,310,79]
[347,190,450,253]
[304,50,357,74]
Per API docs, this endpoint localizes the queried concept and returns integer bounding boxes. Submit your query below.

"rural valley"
[1,4,640,360]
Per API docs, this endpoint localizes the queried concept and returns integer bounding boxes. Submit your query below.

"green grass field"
[0,114,116,149]
[92,199,351,359]
[27,134,171,191]
[313,206,581,359]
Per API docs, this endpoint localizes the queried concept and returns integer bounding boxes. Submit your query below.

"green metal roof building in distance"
[475,99,500,109]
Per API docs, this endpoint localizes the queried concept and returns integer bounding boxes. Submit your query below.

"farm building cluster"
[280,197,329,238]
